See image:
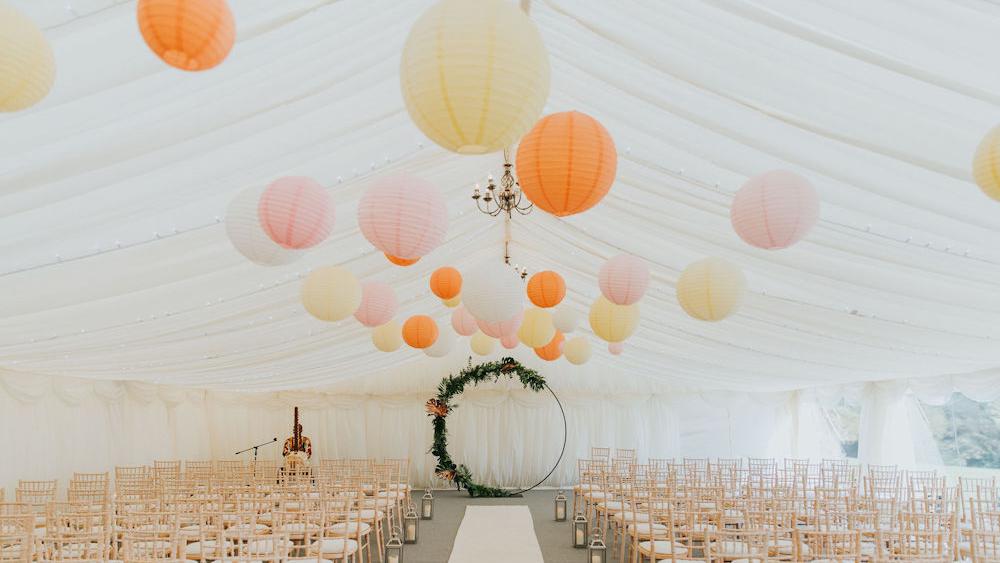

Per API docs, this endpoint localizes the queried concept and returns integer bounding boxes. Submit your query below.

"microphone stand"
[235,438,278,462]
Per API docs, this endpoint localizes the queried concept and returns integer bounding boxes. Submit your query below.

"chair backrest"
[0,513,33,562]
[15,479,57,505]
[795,529,862,562]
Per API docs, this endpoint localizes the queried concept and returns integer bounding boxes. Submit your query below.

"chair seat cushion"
[311,538,359,555]
[629,522,668,535]
[185,539,232,556]
[245,537,294,554]
[614,511,650,523]
[639,540,687,556]
[349,510,384,521]
[330,522,371,536]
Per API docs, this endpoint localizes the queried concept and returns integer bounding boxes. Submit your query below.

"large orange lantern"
[430,267,462,300]
[534,331,565,361]
[526,271,566,308]
[516,111,617,217]
[402,315,438,349]
[137,0,235,71]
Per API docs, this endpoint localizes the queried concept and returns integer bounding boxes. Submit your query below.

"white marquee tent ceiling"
[1,0,999,392]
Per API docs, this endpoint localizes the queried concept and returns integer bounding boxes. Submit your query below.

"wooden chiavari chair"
[0,513,33,563]
[42,502,112,562]
[794,529,862,563]
[706,528,774,563]
[873,528,951,562]
[971,530,1000,563]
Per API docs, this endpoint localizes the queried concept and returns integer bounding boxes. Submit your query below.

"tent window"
[828,397,860,459]
[921,392,1000,468]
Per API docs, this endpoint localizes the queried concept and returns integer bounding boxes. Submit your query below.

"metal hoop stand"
[508,383,568,496]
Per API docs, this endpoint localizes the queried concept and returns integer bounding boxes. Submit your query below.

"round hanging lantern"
[608,342,624,356]
[462,262,523,323]
[500,332,519,350]
[563,336,592,365]
[430,267,462,300]
[385,254,420,267]
[676,257,747,321]
[599,254,649,305]
[358,175,448,259]
[534,331,564,361]
[258,177,335,249]
[442,295,461,308]
[301,266,361,321]
[353,281,397,327]
[518,307,556,348]
[552,306,579,333]
[477,310,523,338]
[0,4,55,112]
[451,305,478,336]
[372,320,403,352]
[137,0,235,71]
[526,271,566,308]
[516,111,617,217]
[424,329,455,358]
[973,126,1000,202]
[400,0,549,154]
[470,331,496,356]
[403,315,439,349]
[730,170,820,249]
[225,186,302,266]
[589,296,639,343]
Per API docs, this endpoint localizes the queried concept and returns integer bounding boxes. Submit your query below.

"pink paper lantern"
[451,305,478,336]
[357,175,448,259]
[258,177,334,249]
[599,254,649,305]
[730,170,820,250]
[608,342,624,355]
[476,310,524,338]
[501,332,519,349]
[353,281,397,327]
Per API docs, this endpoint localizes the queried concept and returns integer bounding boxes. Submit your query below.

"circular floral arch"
[426,357,567,497]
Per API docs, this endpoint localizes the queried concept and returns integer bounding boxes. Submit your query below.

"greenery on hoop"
[426,356,545,497]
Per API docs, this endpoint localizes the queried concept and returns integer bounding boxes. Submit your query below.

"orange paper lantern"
[516,111,617,217]
[386,253,420,267]
[137,0,235,71]
[534,331,565,361]
[402,315,438,349]
[526,271,565,308]
[430,267,462,299]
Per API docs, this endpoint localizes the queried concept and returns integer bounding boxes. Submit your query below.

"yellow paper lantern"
[518,307,556,348]
[563,336,592,365]
[372,320,403,352]
[470,331,496,356]
[0,4,56,112]
[301,266,361,321]
[589,296,639,343]
[442,295,461,308]
[972,125,1000,201]
[676,257,747,321]
[400,0,549,154]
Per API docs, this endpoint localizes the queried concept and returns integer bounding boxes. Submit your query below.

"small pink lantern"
[730,170,820,250]
[477,310,524,338]
[501,332,519,349]
[451,305,478,337]
[599,254,649,305]
[358,175,448,259]
[353,281,397,327]
[609,342,624,355]
[258,177,334,249]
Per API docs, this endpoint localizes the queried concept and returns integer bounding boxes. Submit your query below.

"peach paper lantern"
[403,315,438,349]
[451,306,478,337]
[353,281,397,327]
[516,111,617,217]
[730,170,819,249]
[676,257,746,321]
[258,177,334,249]
[358,175,448,260]
[477,310,523,338]
[534,331,564,361]
[385,254,420,267]
[608,342,624,356]
[137,0,235,71]
[526,271,566,308]
[430,267,462,300]
[589,296,639,343]
[501,332,519,350]
[301,267,361,322]
[0,4,55,112]
[599,254,649,305]
[372,321,403,352]
[518,308,556,348]
[972,125,1000,201]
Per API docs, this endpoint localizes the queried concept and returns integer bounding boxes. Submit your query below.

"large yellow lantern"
[301,266,361,321]
[0,4,56,112]
[400,0,549,154]
[518,307,556,348]
[676,257,747,321]
[589,297,639,343]
[972,125,1000,201]
[372,320,403,352]
[470,331,496,356]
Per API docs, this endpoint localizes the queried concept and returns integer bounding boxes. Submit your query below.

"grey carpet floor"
[401,490,583,563]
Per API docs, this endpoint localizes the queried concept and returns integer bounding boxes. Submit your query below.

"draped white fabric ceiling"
[2,0,999,393]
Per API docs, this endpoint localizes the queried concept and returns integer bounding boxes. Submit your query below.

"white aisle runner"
[447,506,545,563]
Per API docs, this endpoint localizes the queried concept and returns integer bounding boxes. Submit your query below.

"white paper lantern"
[424,328,455,358]
[462,262,523,323]
[563,336,592,365]
[552,306,579,334]
[225,186,302,266]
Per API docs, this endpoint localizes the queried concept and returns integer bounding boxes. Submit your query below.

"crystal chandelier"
[470,149,531,279]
